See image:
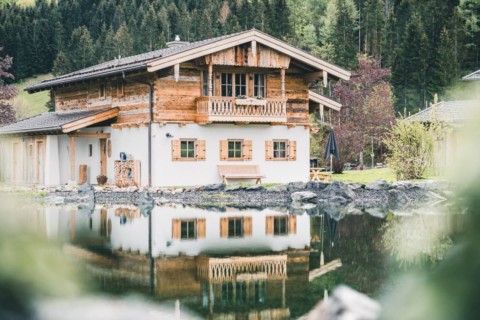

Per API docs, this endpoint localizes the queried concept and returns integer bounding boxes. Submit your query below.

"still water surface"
[33,203,463,319]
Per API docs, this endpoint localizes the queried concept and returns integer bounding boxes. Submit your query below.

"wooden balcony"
[196,96,287,123]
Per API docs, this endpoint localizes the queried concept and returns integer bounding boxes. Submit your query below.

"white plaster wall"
[146,123,310,186]
[45,135,60,186]
[58,135,71,184]
[109,127,148,186]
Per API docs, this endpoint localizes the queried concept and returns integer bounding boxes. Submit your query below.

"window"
[99,84,106,98]
[88,144,93,157]
[221,73,233,97]
[180,140,195,159]
[265,140,296,161]
[273,140,287,159]
[172,139,206,161]
[172,218,205,239]
[228,217,244,238]
[266,215,296,236]
[228,140,243,159]
[273,216,288,235]
[235,74,246,97]
[181,220,196,239]
[254,74,265,98]
[202,71,214,96]
[117,81,124,97]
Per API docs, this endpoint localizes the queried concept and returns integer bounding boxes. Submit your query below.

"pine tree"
[52,50,69,76]
[329,0,358,69]
[67,26,95,71]
[114,23,134,58]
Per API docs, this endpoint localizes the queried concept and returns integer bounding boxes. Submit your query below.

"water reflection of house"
[46,205,313,318]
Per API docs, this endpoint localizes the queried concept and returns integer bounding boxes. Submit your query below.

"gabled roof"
[405,100,480,124]
[27,29,351,93]
[462,69,480,81]
[0,108,118,135]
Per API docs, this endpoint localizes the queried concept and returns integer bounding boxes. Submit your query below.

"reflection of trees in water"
[382,214,453,268]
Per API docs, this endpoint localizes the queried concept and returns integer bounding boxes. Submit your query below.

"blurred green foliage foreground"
[381,113,480,320]
[0,197,85,319]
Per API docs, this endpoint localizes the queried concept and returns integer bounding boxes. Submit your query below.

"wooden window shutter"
[287,140,297,161]
[171,140,181,161]
[242,140,252,161]
[265,140,273,160]
[197,218,206,238]
[220,140,228,160]
[172,219,181,239]
[265,216,274,235]
[288,215,297,234]
[220,217,229,238]
[244,217,252,236]
[196,140,206,161]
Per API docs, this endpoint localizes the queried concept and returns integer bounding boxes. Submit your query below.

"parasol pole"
[330,154,333,172]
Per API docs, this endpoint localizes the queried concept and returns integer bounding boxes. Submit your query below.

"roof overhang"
[147,30,351,81]
[308,91,342,111]
[0,108,118,136]
[61,108,119,133]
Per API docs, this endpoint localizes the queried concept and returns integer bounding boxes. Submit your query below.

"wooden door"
[100,139,107,176]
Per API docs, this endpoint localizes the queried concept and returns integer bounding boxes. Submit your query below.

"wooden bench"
[310,168,331,183]
[217,165,265,185]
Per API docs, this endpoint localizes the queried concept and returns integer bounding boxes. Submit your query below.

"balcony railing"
[196,96,287,123]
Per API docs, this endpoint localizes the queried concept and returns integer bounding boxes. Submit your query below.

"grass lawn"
[12,74,52,119]
[331,168,396,184]
[331,167,444,185]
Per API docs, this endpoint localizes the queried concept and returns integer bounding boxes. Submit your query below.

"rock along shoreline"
[16,179,453,218]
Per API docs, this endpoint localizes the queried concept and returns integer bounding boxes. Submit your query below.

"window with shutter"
[274,216,288,235]
[172,219,181,239]
[220,217,229,238]
[265,216,274,235]
[180,220,196,239]
[287,140,297,161]
[197,218,206,238]
[196,140,206,160]
[219,140,229,160]
[273,140,287,159]
[171,140,181,161]
[288,215,297,234]
[243,217,252,236]
[242,140,252,161]
[265,141,273,160]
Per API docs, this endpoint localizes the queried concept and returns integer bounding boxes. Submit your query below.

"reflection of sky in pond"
[35,203,464,318]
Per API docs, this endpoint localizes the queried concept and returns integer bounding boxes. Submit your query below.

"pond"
[4,201,464,319]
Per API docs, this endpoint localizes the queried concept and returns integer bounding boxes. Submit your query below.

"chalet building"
[0,29,350,186]
[407,70,480,171]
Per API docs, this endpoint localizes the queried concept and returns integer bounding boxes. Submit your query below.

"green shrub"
[384,120,437,180]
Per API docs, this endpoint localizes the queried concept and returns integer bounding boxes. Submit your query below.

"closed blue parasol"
[324,129,340,171]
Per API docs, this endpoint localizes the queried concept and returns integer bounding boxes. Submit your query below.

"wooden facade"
[53,43,314,127]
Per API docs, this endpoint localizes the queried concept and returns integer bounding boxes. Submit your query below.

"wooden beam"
[62,109,118,133]
[208,63,213,97]
[68,132,111,139]
[281,68,286,99]
[70,136,75,181]
[323,70,328,88]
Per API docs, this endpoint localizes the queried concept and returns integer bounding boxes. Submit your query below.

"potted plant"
[96,174,108,185]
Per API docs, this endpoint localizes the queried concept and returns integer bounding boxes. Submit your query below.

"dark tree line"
[0,0,292,79]
[0,0,479,114]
